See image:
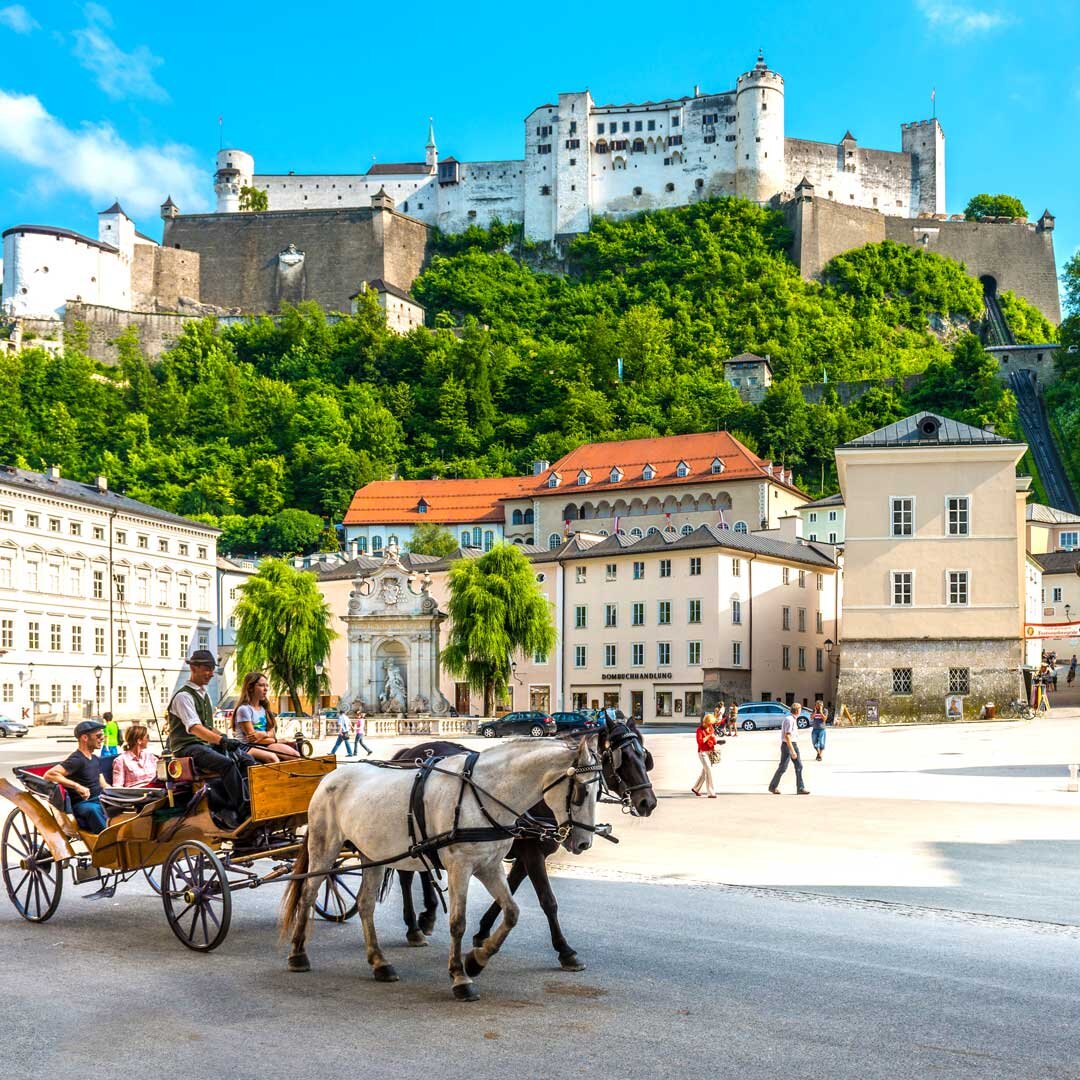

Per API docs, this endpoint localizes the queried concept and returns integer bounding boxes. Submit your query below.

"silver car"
[0,715,29,737]
[735,702,812,732]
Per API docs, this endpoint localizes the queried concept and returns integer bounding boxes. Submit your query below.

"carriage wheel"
[313,865,362,922]
[1,808,64,923]
[143,866,161,895]
[162,841,231,952]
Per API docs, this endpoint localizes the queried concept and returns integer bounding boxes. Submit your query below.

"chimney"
[348,540,359,558]
[47,465,60,481]
[532,460,551,476]
[95,475,108,492]
[776,515,802,542]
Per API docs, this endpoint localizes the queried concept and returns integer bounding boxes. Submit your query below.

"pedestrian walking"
[692,712,719,798]
[352,710,372,756]
[1051,661,1059,692]
[330,711,354,757]
[100,711,120,759]
[727,700,738,736]
[811,700,827,761]
[1068,655,1077,687]
[769,703,809,795]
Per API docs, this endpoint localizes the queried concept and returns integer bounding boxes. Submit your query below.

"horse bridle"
[539,744,611,844]
[598,722,653,813]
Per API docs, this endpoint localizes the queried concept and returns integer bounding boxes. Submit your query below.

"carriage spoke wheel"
[143,866,161,895]
[313,865,362,922]
[162,841,231,952]
[2,808,63,923]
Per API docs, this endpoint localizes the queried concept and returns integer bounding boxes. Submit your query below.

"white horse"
[281,735,601,1001]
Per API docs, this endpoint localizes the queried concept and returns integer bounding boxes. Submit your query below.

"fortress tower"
[214,149,255,213]
[901,119,945,216]
[735,53,785,204]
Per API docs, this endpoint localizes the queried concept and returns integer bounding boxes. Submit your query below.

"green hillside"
[0,197,1038,554]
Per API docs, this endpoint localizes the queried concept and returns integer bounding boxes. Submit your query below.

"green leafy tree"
[442,545,557,715]
[1062,251,1080,317]
[239,186,269,212]
[233,559,337,712]
[259,509,324,555]
[964,193,1027,221]
[406,523,459,557]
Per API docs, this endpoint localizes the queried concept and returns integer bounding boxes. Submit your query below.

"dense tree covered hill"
[0,197,1039,554]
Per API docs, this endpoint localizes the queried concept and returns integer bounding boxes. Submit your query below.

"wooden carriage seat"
[99,785,167,819]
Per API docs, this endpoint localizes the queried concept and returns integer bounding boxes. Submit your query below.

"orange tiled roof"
[521,432,802,498]
[343,477,535,526]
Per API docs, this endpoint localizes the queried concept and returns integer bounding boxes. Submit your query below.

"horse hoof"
[287,953,310,973]
[406,930,429,947]
[464,950,487,978]
[453,982,480,1002]
[560,954,586,972]
[373,964,399,983]
[419,914,437,936]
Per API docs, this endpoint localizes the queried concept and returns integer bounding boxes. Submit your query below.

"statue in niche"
[278,242,304,267]
[380,659,407,713]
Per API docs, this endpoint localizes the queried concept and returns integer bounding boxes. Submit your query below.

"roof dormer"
[547,472,561,489]
[417,497,429,514]
[576,469,591,486]
[642,464,656,481]
[675,460,690,478]
[711,457,724,474]
[609,466,623,483]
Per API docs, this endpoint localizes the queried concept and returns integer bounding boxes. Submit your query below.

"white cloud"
[916,1,1012,33]
[0,5,39,33]
[72,4,167,102]
[0,90,208,218]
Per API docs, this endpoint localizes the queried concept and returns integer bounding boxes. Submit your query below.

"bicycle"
[999,699,1035,721]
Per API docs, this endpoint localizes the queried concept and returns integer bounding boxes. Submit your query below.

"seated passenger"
[44,720,109,833]
[233,671,301,763]
[167,650,255,830]
[113,723,159,787]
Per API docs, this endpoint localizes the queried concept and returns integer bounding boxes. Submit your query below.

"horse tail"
[378,867,395,904]
[279,832,310,942]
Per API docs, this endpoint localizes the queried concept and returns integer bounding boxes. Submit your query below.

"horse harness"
[598,722,653,811]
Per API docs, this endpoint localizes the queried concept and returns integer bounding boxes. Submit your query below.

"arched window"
[472,526,482,548]
[484,531,494,551]
[461,531,470,547]
[388,534,399,547]
[372,536,384,553]
[512,509,523,525]
[629,528,643,540]
[647,527,660,536]
[523,509,534,524]
[632,139,645,153]
[548,533,562,549]
[613,156,627,171]
[681,524,694,536]
[357,537,368,553]
[598,529,608,536]
[734,521,748,534]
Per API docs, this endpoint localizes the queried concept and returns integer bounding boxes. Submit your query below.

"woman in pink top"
[112,724,158,787]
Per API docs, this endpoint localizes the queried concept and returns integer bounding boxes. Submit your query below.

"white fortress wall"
[784,138,916,216]
[254,173,434,214]
[437,160,524,233]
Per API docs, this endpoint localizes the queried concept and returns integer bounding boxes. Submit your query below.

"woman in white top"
[233,671,301,763]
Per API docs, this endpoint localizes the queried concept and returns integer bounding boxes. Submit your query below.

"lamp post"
[1066,603,1072,624]
[314,662,324,738]
[93,665,103,716]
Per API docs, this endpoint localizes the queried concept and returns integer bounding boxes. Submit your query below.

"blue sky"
[0,0,1076,287]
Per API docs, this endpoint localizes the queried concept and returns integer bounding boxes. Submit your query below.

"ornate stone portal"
[339,543,451,716]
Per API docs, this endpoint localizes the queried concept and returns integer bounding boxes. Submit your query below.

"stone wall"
[131,245,200,309]
[702,667,752,711]
[800,373,924,405]
[988,344,1060,385]
[163,205,430,313]
[783,193,885,280]
[64,302,204,363]
[836,637,1024,723]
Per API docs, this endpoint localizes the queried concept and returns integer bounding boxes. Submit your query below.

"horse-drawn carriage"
[0,753,363,950]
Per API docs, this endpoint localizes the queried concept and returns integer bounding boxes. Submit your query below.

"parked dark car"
[735,702,813,731]
[478,711,557,738]
[550,710,601,732]
[0,715,28,737]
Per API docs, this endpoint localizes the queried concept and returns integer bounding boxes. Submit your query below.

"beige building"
[1032,551,1080,659]
[723,352,774,404]
[835,413,1028,721]
[798,492,846,545]
[315,522,839,724]
[1025,503,1080,556]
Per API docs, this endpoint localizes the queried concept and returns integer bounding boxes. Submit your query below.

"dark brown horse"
[391,720,655,971]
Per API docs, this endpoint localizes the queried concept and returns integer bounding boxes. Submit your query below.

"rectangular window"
[117,628,127,656]
[93,570,104,600]
[27,562,38,591]
[138,630,149,657]
[949,667,970,694]
[797,646,806,671]
[197,582,209,610]
[50,682,61,703]
[633,561,645,580]
[659,559,671,578]
[604,603,617,628]
[136,576,148,604]
[113,574,125,602]
[1053,586,1063,602]
[69,565,82,595]
[94,626,105,654]
[160,632,170,658]
[179,633,189,658]
[116,686,127,705]
[574,645,586,668]
[816,611,824,634]
[657,642,671,666]
[798,608,806,632]
[948,571,969,606]
[158,579,168,606]
[1,683,12,703]
[892,571,913,606]
[632,642,644,666]
[816,648,824,672]
[631,602,645,627]
[689,557,701,576]
[798,570,806,588]
[782,567,791,585]
[604,644,617,667]
[115,529,127,545]
[605,563,617,581]
[27,621,39,650]
[731,598,742,624]
[179,587,189,610]
[0,557,10,588]
[48,517,60,533]
[179,542,189,556]
[574,605,587,629]
[658,600,671,625]
[0,508,10,523]
[817,574,824,591]
[197,545,208,560]
[93,525,104,541]
[892,668,913,695]
[1060,531,1079,551]
[891,497,914,537]
[809,513,818,523]
[71,625,82,652]
[576,566,586,583]
[732,641,742,666]
[26,512,39,528]
[655,691,672,717]
[50,623,61,650]
[46,563,60,593]
[782,606,791,631]
[140,686,150,706]
[946,496,970,536]
[0,619,12,649]
[732,559,741,577]
[533,649,547,664]
[159,538,169,553]
[782,645,791,670]
[688,640,702,665]
[688,599,701,624]
[138,534,148,549]
[29,684,39,703]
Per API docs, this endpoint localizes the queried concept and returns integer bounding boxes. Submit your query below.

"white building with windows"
[0,464,219,725]
[216,555,257,705]
[798,492,845,545]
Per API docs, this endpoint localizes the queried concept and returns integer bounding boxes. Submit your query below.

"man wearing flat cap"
[167,649,255,828]
[45,719,109,832]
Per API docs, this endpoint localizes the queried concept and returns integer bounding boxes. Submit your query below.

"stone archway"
[375,639,409,712]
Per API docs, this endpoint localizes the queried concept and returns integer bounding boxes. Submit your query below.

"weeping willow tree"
[234,559,337,711]
[442,545,557,716]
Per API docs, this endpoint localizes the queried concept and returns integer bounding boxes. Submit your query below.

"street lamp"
[314,662,324,737]
[93,665,103,715]
[1066,603,1072,624]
